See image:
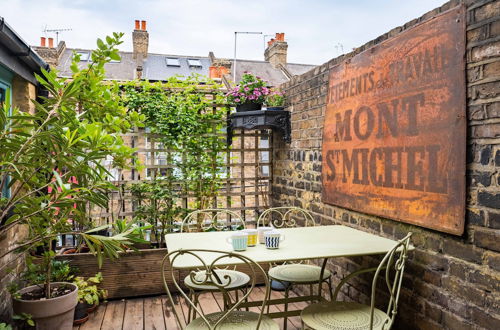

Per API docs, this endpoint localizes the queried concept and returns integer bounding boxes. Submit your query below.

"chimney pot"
[41,37,46,47]
[135,20,140,30]
[141,20,147,30]
[48,38,54,48]
[264,33,287,67]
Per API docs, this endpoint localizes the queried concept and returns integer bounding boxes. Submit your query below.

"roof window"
[187,59,202,67]
[75,51,90,61]
[166,58,180,67]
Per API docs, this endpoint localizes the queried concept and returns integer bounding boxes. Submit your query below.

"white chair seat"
[186,311,279,329]
[301,301,390,330]
[184,269,250,291]
[268,264,331,284]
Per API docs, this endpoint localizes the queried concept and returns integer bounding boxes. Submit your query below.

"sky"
[3,0,447,65]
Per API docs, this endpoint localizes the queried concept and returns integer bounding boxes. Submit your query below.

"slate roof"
[57,48,136,80]
[56,48,210,81]
[143,54,210,81]
[231,59,315,86]
[56,48,315,85]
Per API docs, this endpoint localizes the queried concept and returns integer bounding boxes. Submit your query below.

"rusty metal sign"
[321,6,466,235]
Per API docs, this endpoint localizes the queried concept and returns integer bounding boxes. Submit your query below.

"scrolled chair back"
[181,209,245,233]
[372,232,412,330]
[257,207,315,229]
[161,249,271,329]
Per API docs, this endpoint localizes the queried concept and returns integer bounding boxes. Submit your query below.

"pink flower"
[244,87,250,92]
[234,98,240,102]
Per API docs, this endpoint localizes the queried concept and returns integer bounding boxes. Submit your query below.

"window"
[74,51,90,61]
[166,58,180,67]
[259,135,270,177]
[187,59,202,67]
[0,78,11,198]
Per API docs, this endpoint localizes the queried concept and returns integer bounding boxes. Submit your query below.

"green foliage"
[122,75,228,226]
[0,32,146,299]
[130,178,184,246]
[73,272,107,305]
[0,322,13,330]
[265,90,286,107]
[19,257,74,285]
[226,72,269,105]
[12,313,34,327]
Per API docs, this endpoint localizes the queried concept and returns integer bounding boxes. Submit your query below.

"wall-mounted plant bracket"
[227,110,291,144]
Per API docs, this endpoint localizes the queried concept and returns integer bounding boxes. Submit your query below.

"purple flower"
[254,91,261,96]
[244,87,250,92]
[234,98,240,102]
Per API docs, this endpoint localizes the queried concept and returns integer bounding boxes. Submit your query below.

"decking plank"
[123,298,144,330]
[144,296,166,330]
[101,300,125,329]
[80,302,106,330]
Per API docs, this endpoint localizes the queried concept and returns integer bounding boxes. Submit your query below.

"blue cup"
[226,232,248,251]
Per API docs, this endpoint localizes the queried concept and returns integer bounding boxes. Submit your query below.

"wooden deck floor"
[74,287,309,330]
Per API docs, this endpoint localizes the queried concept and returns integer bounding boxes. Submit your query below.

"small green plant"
[19,257,75,286]
[226,72,269,105]
[0,322,13,330]
[265,90,285,107]
[12,313,34,327]
[130,178,184,246]
[73,272,107,306]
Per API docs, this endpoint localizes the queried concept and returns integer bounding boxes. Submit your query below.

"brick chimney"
[33,37,66,68]
[132,19,149,60]
[264,32,288,68]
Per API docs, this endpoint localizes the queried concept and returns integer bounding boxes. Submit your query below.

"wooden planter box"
[56,248,269,299]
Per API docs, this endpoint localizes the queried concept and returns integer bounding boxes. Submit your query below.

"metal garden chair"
[161,249,279,329]
[257,207,333,330]
[180,209,249,321]
[300,232,412,330]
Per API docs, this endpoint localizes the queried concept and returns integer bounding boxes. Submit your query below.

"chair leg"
[266,278,272,314]
[327,278,333,301]
[242,288,249,311]
[283,285,291,330]
[309,284,314,304]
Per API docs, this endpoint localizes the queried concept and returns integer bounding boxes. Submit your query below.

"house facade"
[0,16,49,322]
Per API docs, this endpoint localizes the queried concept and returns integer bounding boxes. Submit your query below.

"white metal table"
[165,225,405,267]
[165,225,412,319]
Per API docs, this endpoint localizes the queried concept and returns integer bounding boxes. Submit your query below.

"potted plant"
[226,72,269,112]
[265,90,286,110]
[0,33,145,330]
[73,273,107,325]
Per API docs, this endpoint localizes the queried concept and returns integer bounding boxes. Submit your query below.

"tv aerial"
[43,25,72,45]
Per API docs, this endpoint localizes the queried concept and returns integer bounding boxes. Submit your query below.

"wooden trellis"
[86,95,272,229]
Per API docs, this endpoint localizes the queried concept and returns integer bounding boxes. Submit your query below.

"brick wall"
[271,0,500,329]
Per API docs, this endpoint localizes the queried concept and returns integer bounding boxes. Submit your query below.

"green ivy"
[122,75,228,233]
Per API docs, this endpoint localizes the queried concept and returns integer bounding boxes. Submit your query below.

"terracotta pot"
[13,282,78,330]
[86,302,98,313]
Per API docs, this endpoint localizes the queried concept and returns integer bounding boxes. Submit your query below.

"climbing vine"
[122,75,228,237]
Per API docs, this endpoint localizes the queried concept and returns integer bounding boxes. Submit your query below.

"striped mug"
[226,232,248,251]
[264,230,285,249]
[242,229,258,246]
